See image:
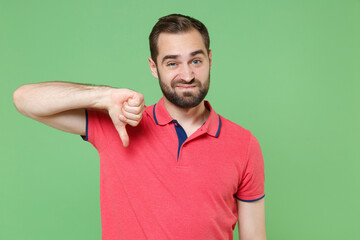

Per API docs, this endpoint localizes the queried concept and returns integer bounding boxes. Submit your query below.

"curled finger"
[123,104,144,114]
[124,118,141,127]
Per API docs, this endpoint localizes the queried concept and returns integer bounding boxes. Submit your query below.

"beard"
[158,71,210,109]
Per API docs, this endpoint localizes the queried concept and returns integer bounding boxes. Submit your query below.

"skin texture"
[13,28,266,240]
[155,33,211,109]
[148,29,212,136]
[13,83,145,147]
[238,198,266,240]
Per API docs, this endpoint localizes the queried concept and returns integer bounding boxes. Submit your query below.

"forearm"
[13,81,145,146]
[13,81,113,117]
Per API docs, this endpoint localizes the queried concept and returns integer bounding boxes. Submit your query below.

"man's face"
[149,29,212,108]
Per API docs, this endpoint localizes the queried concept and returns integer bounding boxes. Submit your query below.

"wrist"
[92,86,115,110]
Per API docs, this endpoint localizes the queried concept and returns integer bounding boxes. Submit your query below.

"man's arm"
[237,198,266,240]
[13,81,145,147]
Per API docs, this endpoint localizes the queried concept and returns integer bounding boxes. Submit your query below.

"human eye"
[192,59,201,65]
[167,62,177,67]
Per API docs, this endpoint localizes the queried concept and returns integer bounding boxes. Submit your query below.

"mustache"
[171,79,201,88]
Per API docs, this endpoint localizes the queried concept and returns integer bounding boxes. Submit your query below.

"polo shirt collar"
[150,97,222,138]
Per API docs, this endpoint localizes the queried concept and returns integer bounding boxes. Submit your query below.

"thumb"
[116,121,129,147]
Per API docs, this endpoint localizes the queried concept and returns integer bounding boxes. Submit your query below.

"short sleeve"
[235,134,265,202]
[81,109,114,151]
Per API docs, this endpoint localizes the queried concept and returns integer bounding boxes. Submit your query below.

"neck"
[163,97,210,133]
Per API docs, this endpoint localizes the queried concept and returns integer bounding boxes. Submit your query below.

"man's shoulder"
[144,104,155,116]
[219,115,248,131]
[143,104,156,123]
[218,115,254,139]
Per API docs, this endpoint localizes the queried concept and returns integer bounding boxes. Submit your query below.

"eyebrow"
[190,49,206,57]
[161,49,206,64]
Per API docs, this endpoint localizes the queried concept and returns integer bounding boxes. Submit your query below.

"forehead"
[156,29,207,60]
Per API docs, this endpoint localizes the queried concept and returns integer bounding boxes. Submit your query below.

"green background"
[1,0,359,239]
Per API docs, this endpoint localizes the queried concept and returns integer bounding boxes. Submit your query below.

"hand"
[107,89,145,147]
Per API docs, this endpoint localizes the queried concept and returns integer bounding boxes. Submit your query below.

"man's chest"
[100,124,245,204]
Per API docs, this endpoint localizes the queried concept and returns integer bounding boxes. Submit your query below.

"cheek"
[194,67,209,78]
[158,67,179,80]
[168,71,182,81]
[160,72,180,85]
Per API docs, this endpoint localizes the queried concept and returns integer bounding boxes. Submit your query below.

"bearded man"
[13,14,266,240]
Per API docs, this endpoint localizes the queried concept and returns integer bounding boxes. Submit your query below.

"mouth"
[175,84,197,89]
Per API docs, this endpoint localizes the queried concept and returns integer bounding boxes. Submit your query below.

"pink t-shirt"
[83,98,265,240]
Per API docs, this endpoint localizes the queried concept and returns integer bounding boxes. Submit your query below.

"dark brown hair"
[149,14,210,64]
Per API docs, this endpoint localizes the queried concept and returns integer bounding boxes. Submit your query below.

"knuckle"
[134,106,142,114]
[129,114,140,121]
[127,120,137,127]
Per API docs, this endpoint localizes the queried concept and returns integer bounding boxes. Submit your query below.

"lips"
[176,84,196,89]
[171,79,201,89]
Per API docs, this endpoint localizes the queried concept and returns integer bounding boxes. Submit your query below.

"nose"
[179,64,194,82]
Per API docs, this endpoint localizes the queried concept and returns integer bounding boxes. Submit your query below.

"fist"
[108,89,145,147]
[119,92,145,127]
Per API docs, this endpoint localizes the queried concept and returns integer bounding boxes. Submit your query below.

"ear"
[208,50,212,70]
[148,57,159,79]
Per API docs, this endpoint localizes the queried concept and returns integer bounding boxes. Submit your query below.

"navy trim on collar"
[215,115,221,138]
[153,103,159,125]
[149,98,222,137]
